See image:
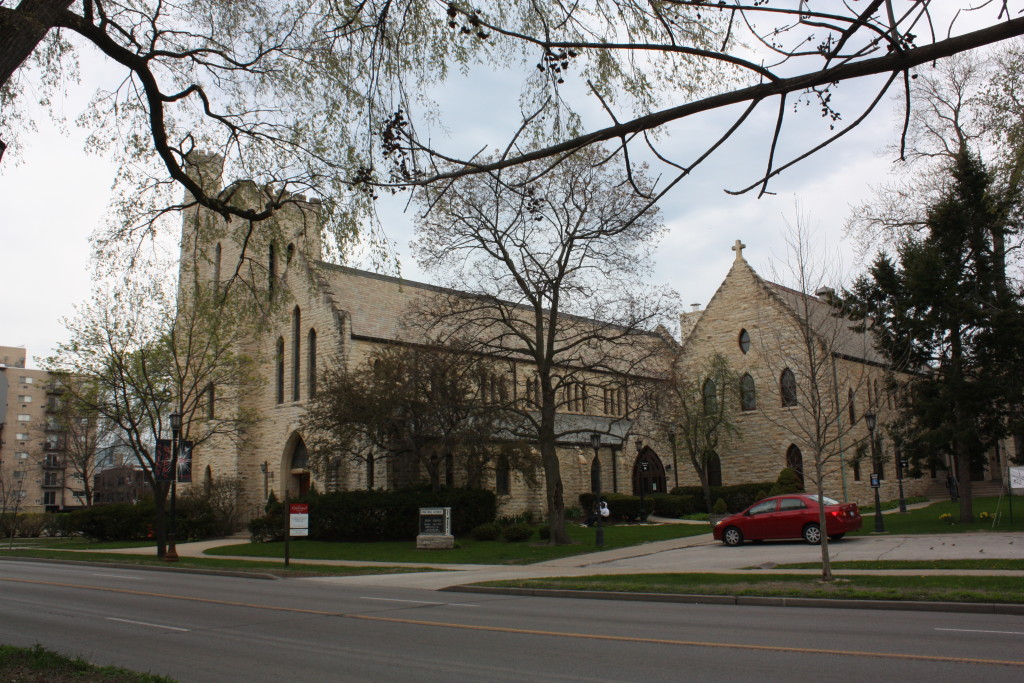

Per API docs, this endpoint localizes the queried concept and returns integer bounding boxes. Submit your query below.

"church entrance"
[287,434,311,496]
[632,446,667,495]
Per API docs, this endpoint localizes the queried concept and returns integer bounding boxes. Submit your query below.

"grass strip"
[205,523,710,564]
[476,572,1024,603]
[0,643,175,682]
[773,559,1024,571]
[0,549,437,578]
[850,495,1024,535]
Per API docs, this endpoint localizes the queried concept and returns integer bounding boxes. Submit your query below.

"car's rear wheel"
[828,533,845,541]
[803,523,822,545]
[722,526,743,546]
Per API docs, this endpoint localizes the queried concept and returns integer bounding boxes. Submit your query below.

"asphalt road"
[1,559,1022,682]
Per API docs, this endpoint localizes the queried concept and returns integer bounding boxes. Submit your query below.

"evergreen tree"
[848,150,1024,522]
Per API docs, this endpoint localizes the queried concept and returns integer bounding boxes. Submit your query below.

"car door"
[742,498,779,539]
[775,496,811,538]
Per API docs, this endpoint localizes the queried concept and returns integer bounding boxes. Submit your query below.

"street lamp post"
[864,412,885,533]
[635,438,647,522]
[896,446,907,514]
[590,433,604,547]
[165,411,182,562]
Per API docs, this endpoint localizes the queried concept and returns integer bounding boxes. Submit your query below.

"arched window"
[848,388,856,423]
[292,307,301,401]
[213,242,222,291]
[268,243,277,298]
[496,457,510,495]
[590,455,601,493]
[205,383,215,420]
[738,328,750,354]
[786,444,804,489]
[286,242,295,263]
[702,379,718,414]
[706,452,722,487]
[307,328,317,398]
[740,373,756,411]
[275,337,285,404]
[780,368,797,407]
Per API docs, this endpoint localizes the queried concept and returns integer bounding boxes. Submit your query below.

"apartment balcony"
[42,457,64,469]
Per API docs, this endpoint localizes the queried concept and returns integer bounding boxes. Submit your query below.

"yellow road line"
[2,576,1021,668]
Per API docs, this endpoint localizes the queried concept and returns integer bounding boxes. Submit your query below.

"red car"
[712,494,862,546]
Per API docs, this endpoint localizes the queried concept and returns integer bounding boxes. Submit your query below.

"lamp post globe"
[864,412,885,533]
[165,411,183,562]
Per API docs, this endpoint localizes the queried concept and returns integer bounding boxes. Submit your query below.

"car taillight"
[830,510,840,518]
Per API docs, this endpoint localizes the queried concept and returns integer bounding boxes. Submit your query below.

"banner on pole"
[155,439,173,482]
[177,440,194,483]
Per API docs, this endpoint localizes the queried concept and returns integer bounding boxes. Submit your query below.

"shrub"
[501,523,533,542]
[670,481,775,512]
[43,512,77,537]
[578,492,646,522]
[247,487,497,543]
[712,498,729,515]
[71,500,155,541]
[248,515,284,543]
[470,523,500,541]
[538,525,550,541]
[649,494,696,518]
[769,468,803,496]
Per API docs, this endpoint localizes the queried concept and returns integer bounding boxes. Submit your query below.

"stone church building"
[181,162,675,520]
[180,161,1007,522]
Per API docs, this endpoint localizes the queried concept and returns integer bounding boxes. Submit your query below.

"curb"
[0,555,280,580]
[443,585,1024,615]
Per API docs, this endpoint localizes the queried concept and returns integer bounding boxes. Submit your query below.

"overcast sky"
[0,7,994,367]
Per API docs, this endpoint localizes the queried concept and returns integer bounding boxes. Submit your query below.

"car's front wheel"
[803,523,822,545]
[722,526,744,546]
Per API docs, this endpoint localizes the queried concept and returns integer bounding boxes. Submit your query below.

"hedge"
[249,486,497,542]
[669,481,776,513]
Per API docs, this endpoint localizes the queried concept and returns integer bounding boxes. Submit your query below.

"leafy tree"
[756,221,882,581]
[412,148,673,544]
[300,342,535,494]
[847,150,1024,522]
[351,3,1024,198]
[45,266,258,556]
[659,353,741,514]
[35,375,117,507]
[4,3,1023,254]
[0,0,379,264]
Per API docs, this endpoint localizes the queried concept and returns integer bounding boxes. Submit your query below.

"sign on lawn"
[289,503,309,537]
[1010,467,1024,492]
[418,507,451,536]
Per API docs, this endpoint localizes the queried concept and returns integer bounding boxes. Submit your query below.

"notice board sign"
[419,507,451,536]
[1010,467,1024,492]
[290,503,309,537]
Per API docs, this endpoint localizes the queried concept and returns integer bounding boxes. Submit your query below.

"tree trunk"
[0,1,74,89]
[814,462,833,581]
[540,388,569,545]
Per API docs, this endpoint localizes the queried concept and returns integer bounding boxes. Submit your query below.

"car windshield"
[806,494,840,505]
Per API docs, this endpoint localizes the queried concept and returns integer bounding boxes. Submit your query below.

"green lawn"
[0,644,175,682]
[773,559,1024,571]
[0,550,437,578]
[478,572,1024,604]
[851,495,1024,535]
[206,523,711,565]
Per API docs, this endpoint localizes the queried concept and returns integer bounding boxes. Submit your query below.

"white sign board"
[1010,466,1024,492]
[289,503,309,537]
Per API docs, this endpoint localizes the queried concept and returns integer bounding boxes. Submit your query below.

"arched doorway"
[633,446,667,495]
[284,432,311,497]
[706,452,722,487]
[786,444,804,490]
